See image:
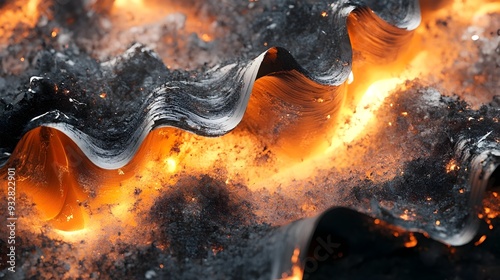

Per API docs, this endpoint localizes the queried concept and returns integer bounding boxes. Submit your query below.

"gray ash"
[149,175,255,260]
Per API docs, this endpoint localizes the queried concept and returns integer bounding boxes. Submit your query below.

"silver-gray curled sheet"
[0,0,420,168]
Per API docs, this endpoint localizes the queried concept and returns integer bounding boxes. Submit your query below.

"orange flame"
[0,0,41,44]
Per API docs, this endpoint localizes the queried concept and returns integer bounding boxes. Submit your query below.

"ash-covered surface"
[0,0,419,166]
[347,83,499,242]
[272,80,499,244]
[149,175,256,260]
[0,0,500,279]
[0,82,498,279]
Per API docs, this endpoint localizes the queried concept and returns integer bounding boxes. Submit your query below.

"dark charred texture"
[0,83,498,278]
[343,83,499,245]
[301,207,500,280]
[0,0,420,168]
[149,175,254,260]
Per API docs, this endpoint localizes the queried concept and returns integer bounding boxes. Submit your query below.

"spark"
[474,235,487,246]
[328,78,402,146]
[201,33,212,42]
[51,30,58,38]
[446,159,459,173]
[165,158,177,172]
[404,233,418,248]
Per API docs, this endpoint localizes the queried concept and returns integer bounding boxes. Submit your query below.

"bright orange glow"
[114,0,143,8]
[165,157,177,172]
[280,248,303,280]
[474,235,487,246]
[201,33,212,42]
[480,191,500,233]
[399,210,413,221]
[51,28,59,38]
[0,0,427,235]
[244,69,344,159]
[7,127,89,231]
[446,159,459,173]
[404,233,418,248]
[0,0,41,44]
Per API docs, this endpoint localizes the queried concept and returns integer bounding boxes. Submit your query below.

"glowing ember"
[280,248,303,280]
[404,233,418,248]
[474,235,487,246]
[446,159,459,173]
[201,33,212,42]
[51,28,58,38]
